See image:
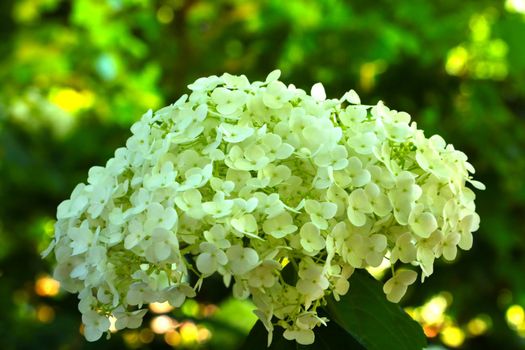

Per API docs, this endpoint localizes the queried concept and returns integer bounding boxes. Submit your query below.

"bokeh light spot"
[179,321,199,344]
[181,299,200,317]
[467,315,491,336]
[197,326,212,342]
[506,304,525,328]
[157,5,174,24]
[122,331,141,348]
[151,315,175,334]
[441,326,466,348]
[139,328,155,343]
[505,0,525,14]
[36,304,55,323]
[43,219,55,237]
[164,330,182,346]
[359,61,386,92]
[48,88,95,114]
[420,295,448,325]
[149,301,174,314]
[446,46,468,76]
[470,15,491,42]
[13,0,38,23]
[35,275,60,297]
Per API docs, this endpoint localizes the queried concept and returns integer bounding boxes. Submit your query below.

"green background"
[1,0,525,349]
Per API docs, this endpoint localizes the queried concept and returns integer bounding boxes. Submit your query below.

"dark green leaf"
[325,270,427,350]
[238,320,294,350]
[281,260,298,285]
[298,320,366,350]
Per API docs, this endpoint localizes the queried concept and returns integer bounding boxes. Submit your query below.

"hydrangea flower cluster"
[45,70,483,344]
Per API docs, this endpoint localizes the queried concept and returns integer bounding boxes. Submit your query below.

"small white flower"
[263,81,293,109]
[391,232,417,263]
[174,189,205,219]
[310,82,326,102]
[408,204,438,238]
[304,200,337,230]
[68,220,95,256]
[226,245,259,275]
[219,122,254,143]
[347,189,373,227]
[383,270,418,303]
[248,260,281,288]
[82,310,110,341]
[113,308,148,330]
[196,242,228,275]
[283,328,315,345]
[299,222,325,253]
[211,87,247,115]
[262,212,297,238]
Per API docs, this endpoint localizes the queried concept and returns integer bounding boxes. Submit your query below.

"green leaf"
[238,321,293,350]
[239,319,365,350]
[325,270,427,350]
[298,320,366,350]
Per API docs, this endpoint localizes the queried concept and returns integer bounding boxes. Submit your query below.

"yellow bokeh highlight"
[36,304,55,323]
[410,292,494,345]
[157,5,174,24]
[43,219,55,237]
[163,323,211,346]
[48,88,95,114]
[122,331,141,348]
[420,295,448,325]
[164,330,182,346]
[469,15,491,42]
[181,299,200,317]
[407,292,466,341]
[506,304,525,328]
[179,321,199,344]
[139,329,155,343]
[516,319,525,338]
[446,46,468,76]
[13,0,39,23]
[139,91,163,110]
[198,327,212,342]
[35,275,60,297]
[149,301,174,314]
[441,325,466,348]
[359,60,387,92]
[122,329,153,345]
[445,12,508,80]
[467,316,490,336]
[151,315,175,334]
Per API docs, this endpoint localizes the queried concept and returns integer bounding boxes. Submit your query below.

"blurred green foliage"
[1,0,525,349]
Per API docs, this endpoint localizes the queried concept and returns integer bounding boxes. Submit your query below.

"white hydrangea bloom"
[45,70,483,344]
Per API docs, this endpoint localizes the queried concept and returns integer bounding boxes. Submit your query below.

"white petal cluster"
[45,70,483,344]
